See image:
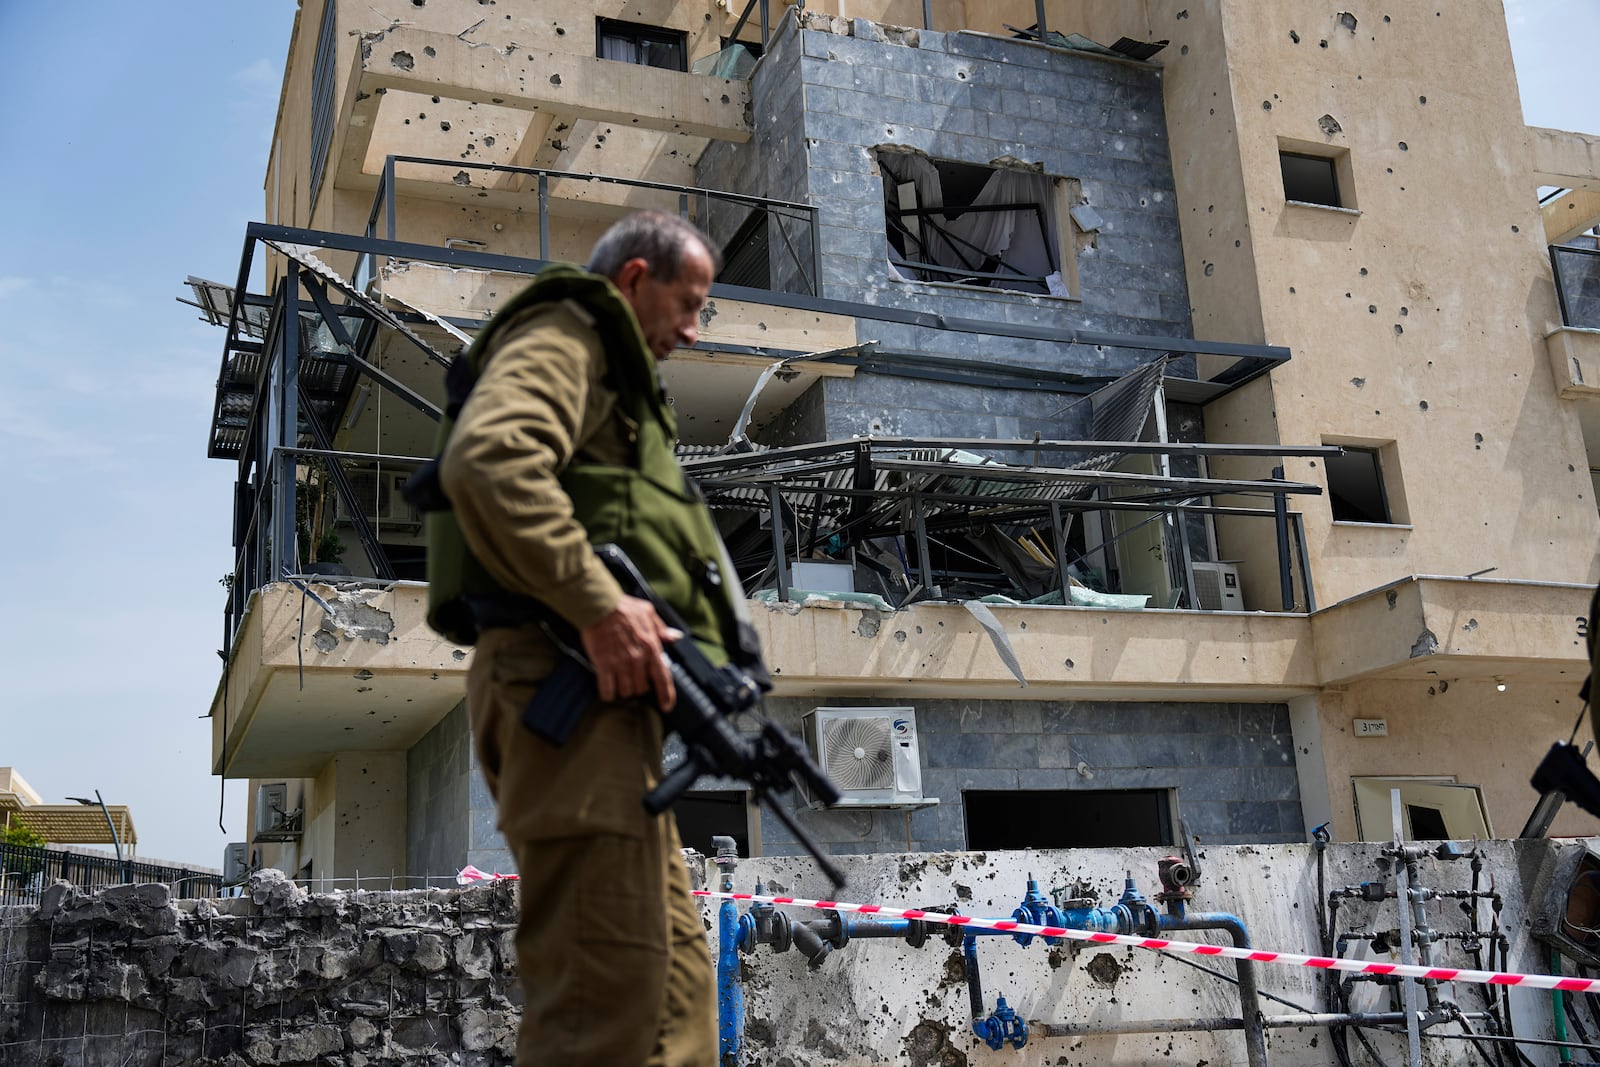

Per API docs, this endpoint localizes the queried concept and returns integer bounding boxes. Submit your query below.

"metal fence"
[0,843,220,906]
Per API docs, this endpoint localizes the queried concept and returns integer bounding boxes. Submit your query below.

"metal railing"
[0,843,221,906]
[1551,242,1600,330]
[362,155,822,298]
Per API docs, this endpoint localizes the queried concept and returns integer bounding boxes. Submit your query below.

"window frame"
[596,17,688,72]
[1278,138,1357,213]
[876,149,1077,298]
[1323,438,1409,526]
[1351,776,1492,841]
[963,788,1174,850]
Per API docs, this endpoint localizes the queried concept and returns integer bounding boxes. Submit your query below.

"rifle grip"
[521,655,597,747]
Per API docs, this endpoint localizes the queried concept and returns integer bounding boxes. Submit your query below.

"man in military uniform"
[431,212,725,1065]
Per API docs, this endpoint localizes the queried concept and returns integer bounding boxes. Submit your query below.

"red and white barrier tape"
[693,890,1596,995]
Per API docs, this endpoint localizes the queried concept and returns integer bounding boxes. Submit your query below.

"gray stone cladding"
[0,873,519,1065]
[756,697,1302,856]
[406,704,513,884]
[698,11,1195,441]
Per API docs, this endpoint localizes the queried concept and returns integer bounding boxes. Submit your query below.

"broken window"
[691,39,760,78]
[877,151,1070,296]
[1280,150,1343,208]
[964,789,1173,849]
[597,18,687,71]
[1351,778,1490,841]
[1324,441,1406,524]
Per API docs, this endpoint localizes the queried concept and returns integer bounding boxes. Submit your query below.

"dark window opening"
[1407,804,1450,840]
[673,789,749,857]
[378,542,427,582]
[1280,152,1341,207]
[1325,446,1391,523]
[878,151,1064,295]
[964,789,1172,850]
[718,212,770,290]
[597,18,687,71]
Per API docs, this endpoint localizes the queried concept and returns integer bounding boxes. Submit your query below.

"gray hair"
[586,211,721,282]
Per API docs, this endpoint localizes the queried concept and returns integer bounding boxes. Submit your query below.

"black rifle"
[525,544,846,890]
[1531,742,1600,822]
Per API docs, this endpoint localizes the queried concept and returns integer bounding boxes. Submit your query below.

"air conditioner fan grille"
[822,717,895,790]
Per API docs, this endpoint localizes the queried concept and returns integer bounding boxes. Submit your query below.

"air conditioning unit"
[255,782,303,842]
[801,707,936,808]
[1192,561,1244,611]
[222,842,249,885]
[335,468,420,529]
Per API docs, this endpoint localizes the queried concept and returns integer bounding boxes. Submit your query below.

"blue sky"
[0,2,295,866]
[0,3,1594,868]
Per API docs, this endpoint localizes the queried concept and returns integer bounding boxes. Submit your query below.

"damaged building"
[171,0,1600,1061]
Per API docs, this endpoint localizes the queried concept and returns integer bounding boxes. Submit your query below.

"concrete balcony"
[753,598,1319,701]
[210,581,468,779]
[334,26,751,202]
[1311,575,1592,688]
[1548,324,1600,399]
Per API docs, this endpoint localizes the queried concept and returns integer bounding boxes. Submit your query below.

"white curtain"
[881,153,1058,290]
[600,36,637,63]
[944,170,1056,287]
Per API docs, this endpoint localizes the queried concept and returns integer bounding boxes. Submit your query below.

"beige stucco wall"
[1174,0,1597,604]
[957,1,1600,610]
[328,752,408,886]
[264,0,770,293]
[285,753,407,890]
[1303,679,1593,841]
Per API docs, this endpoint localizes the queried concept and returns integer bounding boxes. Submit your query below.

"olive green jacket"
[430,267,739,667]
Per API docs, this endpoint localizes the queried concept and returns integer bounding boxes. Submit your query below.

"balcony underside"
[211,581,467,779]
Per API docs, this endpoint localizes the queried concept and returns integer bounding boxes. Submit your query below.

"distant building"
[192,0,1600,889]
[0,766,137,854]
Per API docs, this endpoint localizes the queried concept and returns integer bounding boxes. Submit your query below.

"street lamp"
[66,791,129,884]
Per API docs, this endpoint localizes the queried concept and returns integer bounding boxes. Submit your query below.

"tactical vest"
[423,264,744,669]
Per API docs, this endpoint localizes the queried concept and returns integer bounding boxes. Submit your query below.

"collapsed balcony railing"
[681,437,1335,613]
[201,224,1319,663]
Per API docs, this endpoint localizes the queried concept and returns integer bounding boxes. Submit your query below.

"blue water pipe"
[955,873,1265,1066]
[713,859,1263,1066]
[712,837,744,1066]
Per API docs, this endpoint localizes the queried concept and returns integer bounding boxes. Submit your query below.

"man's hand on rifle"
[580,594,681,709]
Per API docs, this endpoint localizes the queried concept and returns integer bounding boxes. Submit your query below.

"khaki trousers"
[468,627,717,1067]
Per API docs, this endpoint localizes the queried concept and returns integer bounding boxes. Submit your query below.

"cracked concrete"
[314,587,396,648]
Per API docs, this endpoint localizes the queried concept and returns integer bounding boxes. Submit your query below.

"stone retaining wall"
[0,870,519,1066]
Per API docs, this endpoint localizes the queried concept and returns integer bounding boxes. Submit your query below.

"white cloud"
[0,276,32,299]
